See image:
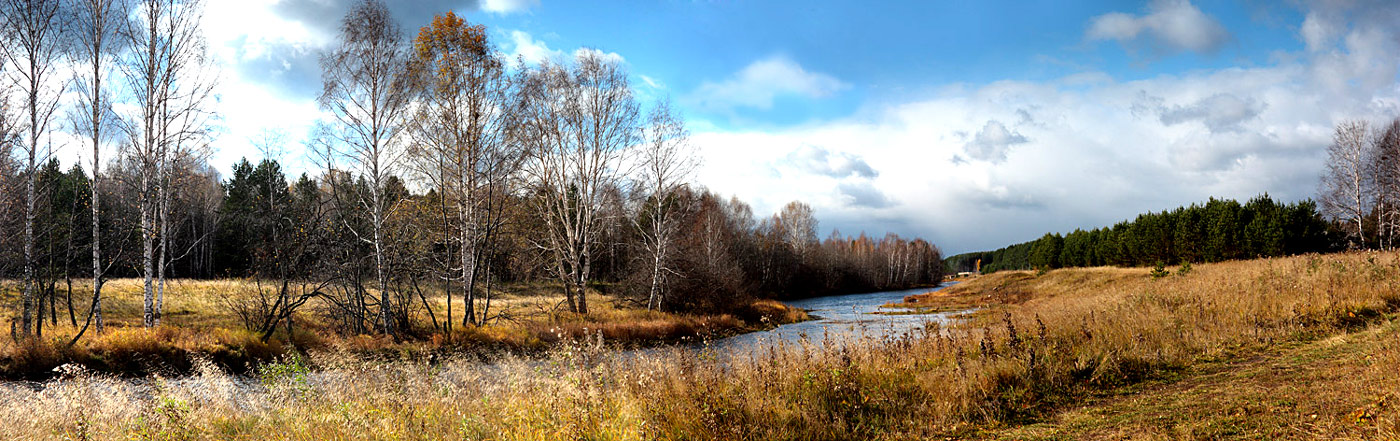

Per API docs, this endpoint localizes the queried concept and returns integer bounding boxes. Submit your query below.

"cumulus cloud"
[1144,93,1267,133]
[225,40,322,99]
[782,145,878,179]
[687,56,847,111]
[502,32,625,68]
[1086,0,1230,54]
[838,182,895,209]
[963,121,1029,163]
[1300,11,1339,52]
[504,30,562,64]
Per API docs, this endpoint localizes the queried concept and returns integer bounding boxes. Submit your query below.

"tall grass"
[1,251,1398,439]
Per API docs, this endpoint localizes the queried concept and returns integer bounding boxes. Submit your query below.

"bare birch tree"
[518,51,639,314]
[634,101,695,310]
[320,0,412,334]
[0,72,14,298]
[1,0,67,337]
[1320,120,1373,249]
[70,0,122,339]
[1370,119,1400,250]
[778,201,818,257]
[117,0,217,327]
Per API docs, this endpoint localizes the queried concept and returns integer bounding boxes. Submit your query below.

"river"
[705,282,959,354]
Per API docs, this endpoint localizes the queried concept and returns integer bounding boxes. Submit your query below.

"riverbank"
[0,279,809,380]
[2,252,1398,439]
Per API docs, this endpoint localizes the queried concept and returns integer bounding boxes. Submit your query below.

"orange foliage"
[409,10,496,88]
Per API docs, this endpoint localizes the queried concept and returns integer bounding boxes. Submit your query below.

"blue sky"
[465,1,1307,127]
[193,0,1400,254]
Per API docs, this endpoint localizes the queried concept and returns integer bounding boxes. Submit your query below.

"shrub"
[1150,262,1170,279]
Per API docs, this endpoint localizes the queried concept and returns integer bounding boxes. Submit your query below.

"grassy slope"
[2,252,1398,440]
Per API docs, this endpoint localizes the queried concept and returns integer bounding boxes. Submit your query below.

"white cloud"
[481,0,539,14]
[837,182,895,209]
[502,31,625,69]
[687,56,847,112]
[505,30,563,65]
[1087,0,1230,54]
[638,75,664,90]
[782,145,878,178]
[573,47,625,65]
[1300,11,1339,52]
[963,120,1029,163]
[1142,93,1267,133]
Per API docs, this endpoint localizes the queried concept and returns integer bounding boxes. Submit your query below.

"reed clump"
[1,251,1397,440]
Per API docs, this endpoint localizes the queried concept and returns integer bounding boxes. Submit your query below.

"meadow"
[2,251,1398,440]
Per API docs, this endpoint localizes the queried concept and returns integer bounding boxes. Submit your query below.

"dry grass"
[983,319,1400,440]
[0,279,808,379]
[1,251,1398,439]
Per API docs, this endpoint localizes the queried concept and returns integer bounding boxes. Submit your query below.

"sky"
[190,0,1400,255]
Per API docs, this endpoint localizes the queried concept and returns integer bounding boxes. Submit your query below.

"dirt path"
[980,320,1400,440]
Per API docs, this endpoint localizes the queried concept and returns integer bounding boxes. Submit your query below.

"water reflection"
[708,282,958,353]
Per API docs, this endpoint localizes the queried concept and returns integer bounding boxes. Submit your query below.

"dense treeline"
[946,195,1335,273]
[1,0,942,340]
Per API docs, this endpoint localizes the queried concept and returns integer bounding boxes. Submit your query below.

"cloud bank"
[690,2,1400,254]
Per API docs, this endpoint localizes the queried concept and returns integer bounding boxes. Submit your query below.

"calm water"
[706,282,959,354]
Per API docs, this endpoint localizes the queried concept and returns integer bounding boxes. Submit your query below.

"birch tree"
[1320,120,1373,249]
[634,102,695,310]
[320,0,412,335]
[1370,119,1400,249]
[0,74,14,303]
[518,51,639,315]
[1,0,67,337]
[118,0,217,327]
[406,12,519,328]
[778,201,818,256]
[70,0,122,339]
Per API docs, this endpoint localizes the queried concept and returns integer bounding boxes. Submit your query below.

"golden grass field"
[1,251,1398,440]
